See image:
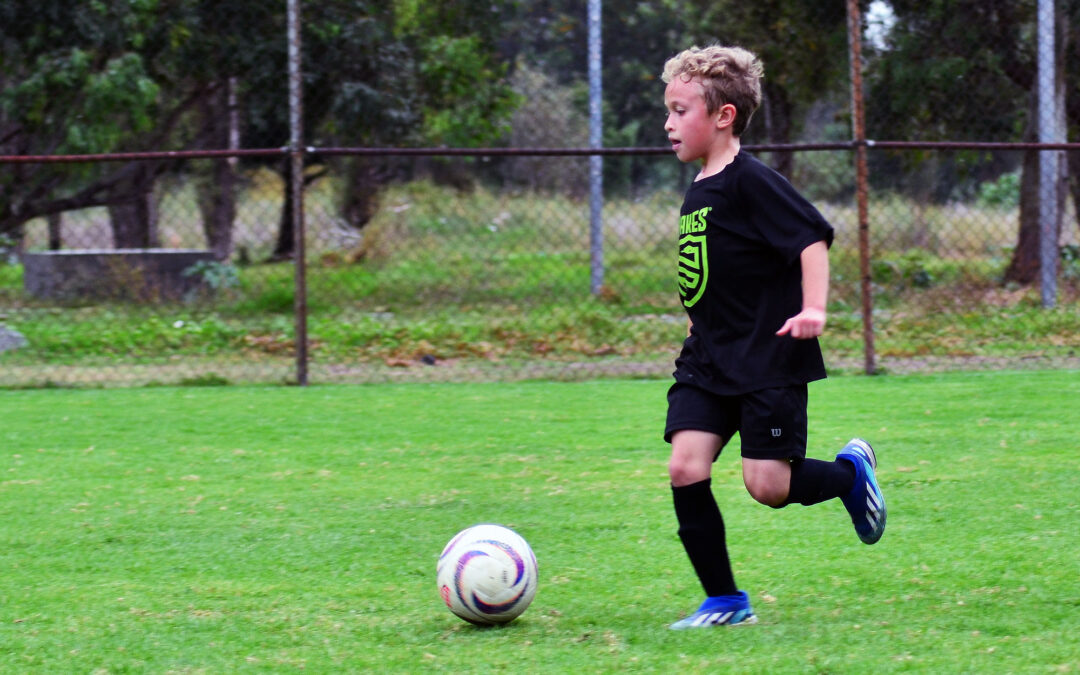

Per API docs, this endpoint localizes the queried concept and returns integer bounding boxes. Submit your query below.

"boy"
[661,45,886,629]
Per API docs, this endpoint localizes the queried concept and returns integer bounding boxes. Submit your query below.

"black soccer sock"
[672,479,738,597]
[784,457,856,507]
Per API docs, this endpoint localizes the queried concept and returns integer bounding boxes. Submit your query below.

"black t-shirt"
[673,152,834,395]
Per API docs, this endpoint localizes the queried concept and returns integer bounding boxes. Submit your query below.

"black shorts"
[664,382,809,460]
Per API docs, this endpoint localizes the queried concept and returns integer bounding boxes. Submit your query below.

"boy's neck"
[696,136,741,181]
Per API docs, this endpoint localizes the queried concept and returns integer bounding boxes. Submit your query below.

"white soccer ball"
[436,524,538,625]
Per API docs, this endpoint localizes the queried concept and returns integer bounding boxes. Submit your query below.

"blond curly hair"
[662,45,764,136]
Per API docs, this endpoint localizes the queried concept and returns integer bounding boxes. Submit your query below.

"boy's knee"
[668,457,708,487]
[742,460,792,508]
[745,479,788,508]
[668,432,720,487]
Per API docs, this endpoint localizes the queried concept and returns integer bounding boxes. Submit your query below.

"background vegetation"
[1,1,1078,386]
[3,1,1078,261]
[3,173,1079,387]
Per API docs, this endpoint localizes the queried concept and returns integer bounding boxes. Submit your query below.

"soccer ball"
[436,524,538,625]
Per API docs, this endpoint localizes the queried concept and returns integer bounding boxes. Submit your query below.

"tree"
[502,0,855,183]
[866,0,1077,285]
[488,1,701,192]
[1,1,517,260]
[685,0,856,177]
[0,1,263,253]
[196,80,240,260]
[1057,0,1079,264]
[243,0,519,259]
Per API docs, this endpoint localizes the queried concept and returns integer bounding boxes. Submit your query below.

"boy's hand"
[776,307,826,339]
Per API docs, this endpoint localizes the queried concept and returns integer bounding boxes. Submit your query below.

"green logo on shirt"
[680,206,710,235]
[679,233,708,307]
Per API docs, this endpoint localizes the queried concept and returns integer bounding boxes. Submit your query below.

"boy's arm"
[776,240,828,339]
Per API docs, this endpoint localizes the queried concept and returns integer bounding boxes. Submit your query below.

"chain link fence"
[1,1,1077,387]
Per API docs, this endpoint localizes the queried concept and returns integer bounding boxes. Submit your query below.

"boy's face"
[664,75,727,164]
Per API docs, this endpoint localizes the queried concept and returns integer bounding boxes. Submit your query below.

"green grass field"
[2,371,1078,672]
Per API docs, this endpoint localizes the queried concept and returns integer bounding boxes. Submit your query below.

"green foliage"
[0,374,1078,670]
[5,311,257,361]
[385,0,520,148]
[1,0,520,236]
[176,372,231,386]
[687,0,849,104]
[182,260,241,292]
[976,171,1021,209]
[867,0,1032,142]
[1,0,164,149]
[874,250,937,289]
[3,49,158,154]
[1061,245,1080,281]
[230,276,296,315]
[415,35,520,146]
[0,234,19,267]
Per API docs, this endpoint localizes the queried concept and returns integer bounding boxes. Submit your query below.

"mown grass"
[1,372,1078,672]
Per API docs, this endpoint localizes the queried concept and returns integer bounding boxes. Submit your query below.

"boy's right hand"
[776,307,826,339]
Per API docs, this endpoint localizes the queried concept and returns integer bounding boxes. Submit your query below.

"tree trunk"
[109,172,158,248]
[762,82,793,179]
[1070,151,1080,240]
[271,158,294,261]
[47,213,62,250]
[341,157,384,230]
[199,157,237,260]
[1060,2,1078,247]
[272,158,330,261]
[1004,30,1068,286]
[197,81,238,261]
[1006,155,1067,286]
[1005,147,1042,284]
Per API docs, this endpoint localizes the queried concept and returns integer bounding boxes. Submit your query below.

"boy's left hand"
[776,307,826,339]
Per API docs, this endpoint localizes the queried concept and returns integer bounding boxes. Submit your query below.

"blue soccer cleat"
[837,438,886,544]
[669,591,758,629]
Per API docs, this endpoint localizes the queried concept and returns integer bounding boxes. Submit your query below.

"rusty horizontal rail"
[3,140,1079,165]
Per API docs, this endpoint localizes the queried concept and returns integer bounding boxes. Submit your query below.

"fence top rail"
[2,140,1079,164]
[312,141,1080,157]
[0,148,289,164]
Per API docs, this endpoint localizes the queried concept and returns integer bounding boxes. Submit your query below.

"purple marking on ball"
[477,539,526,585]
[453,550,489,607]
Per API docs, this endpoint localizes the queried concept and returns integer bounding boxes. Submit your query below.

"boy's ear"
[715,103,737,130]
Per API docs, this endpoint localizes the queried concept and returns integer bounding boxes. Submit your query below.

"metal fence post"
[1037,0,1058,309]
[288,0,309,385]
[587,0,604,296]
[847,0,876,375]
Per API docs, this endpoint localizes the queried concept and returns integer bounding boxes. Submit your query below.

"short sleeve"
[736,159,834,264]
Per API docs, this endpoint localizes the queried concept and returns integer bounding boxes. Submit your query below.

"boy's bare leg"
[742,458,792,507]
[668,429,721,486]
[668,430,738,598]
